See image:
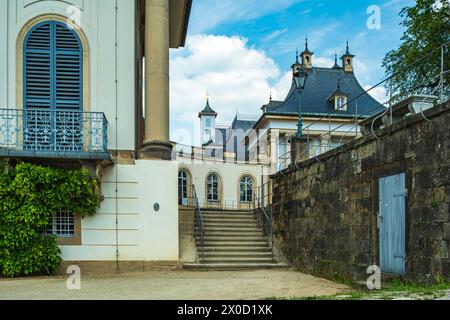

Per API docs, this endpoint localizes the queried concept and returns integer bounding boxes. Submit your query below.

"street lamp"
[293,66,308,137]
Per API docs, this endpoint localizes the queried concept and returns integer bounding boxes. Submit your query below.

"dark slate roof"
[261,100,283,112]
[231,117,257,132]
[198,99,217,118]
[266,67,385,118]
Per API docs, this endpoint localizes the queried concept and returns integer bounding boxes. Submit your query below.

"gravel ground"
[0,269,349,300]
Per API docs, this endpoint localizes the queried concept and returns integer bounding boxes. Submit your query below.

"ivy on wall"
[0,162,101,277]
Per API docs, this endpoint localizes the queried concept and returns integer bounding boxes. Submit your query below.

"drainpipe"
[114,0,120,272]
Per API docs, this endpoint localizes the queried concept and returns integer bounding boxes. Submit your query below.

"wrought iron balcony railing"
[0,108,109,160]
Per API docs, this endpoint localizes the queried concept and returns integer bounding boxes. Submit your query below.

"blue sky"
[169,0,415,145]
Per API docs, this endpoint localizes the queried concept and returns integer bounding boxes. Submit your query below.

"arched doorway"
[178,169,191,205]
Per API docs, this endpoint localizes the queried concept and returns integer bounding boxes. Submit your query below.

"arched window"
[23,20,83,151]
[206,173,220,202]
[240,175,254,202]
[178,169,190,205]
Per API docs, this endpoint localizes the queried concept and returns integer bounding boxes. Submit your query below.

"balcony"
[0,108,110,161]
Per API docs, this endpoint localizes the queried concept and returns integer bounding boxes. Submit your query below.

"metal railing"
[180,196,255,211]
[274,42,449,171]
[0,108,108,155]
[255,181,275,255]
[191,185,205,260]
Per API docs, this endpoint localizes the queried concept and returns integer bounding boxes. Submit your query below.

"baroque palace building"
[174,39,385,211]
[0,1,385,270]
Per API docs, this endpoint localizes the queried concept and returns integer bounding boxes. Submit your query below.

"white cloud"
[364,85,388,104]
[262,29,289,43]
[314,56,335,68]
[169,35,292,140]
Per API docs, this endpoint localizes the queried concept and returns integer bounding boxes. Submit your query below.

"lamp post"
[293,66,308,137]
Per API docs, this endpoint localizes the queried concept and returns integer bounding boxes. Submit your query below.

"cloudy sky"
[169,0,415,145]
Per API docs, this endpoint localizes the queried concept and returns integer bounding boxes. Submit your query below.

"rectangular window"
[205,118,212,128]
[278,138,287,171]
[336,97,347,111]
[45,210,75,238]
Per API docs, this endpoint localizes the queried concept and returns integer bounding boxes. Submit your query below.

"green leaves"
[382,0,450,97]
[0,162,101,277]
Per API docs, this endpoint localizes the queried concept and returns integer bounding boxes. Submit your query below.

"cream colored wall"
[61,160,179,261]
[0,0,135,150]
[247,117,360,174]
[177,160,266,207]
[0,2,7,109]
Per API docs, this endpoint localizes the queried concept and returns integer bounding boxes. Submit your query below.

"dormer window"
[327,85,349,111]
[336,96,347,111]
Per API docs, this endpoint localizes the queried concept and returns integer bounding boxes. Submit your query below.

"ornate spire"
[198,91,217,118]
[269,91,272,102]
[342,39,354,57]
[332,52,341,69]
[341,39,355,73]
[292,48,301,71]
[302,36,312,54]
[300,36,313,69]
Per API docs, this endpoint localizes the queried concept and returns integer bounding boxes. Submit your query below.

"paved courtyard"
[0,269,349,300]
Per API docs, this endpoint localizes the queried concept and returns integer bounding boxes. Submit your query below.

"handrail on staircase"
[191,185,205,260]
[255,182,275,256]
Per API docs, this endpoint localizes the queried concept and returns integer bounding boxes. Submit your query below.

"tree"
[382,0,450,100]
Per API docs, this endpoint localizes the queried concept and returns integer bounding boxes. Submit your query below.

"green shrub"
[0,162,101,277]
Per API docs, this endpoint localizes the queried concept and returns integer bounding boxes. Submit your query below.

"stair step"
[183,263,289,270]
[200,257,275,263]
[200,236,267,241]
[201,210,255,217]
[200,232,264,238]
[202,212,256,219]
[201,242,269,247]
[202,246,272,252]
[202,218,257,223]
[202,223,259,228]
[197,227,261,232]
[202,252,273,258]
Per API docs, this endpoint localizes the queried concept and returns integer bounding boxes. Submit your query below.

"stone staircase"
[183,209,288,270]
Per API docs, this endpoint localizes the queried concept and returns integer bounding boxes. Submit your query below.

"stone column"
[290,136,310,164]
[141,0,172,160]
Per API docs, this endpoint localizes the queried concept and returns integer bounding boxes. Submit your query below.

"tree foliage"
[382,0,450,98]
[0,163,101,277]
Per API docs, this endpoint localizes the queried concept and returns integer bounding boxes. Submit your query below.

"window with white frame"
[44,210,75,238]
[240,176,254,202]
[278,138,287,171]
[336,96,347,111]
[178,169,189,205]
[207,173,220,202]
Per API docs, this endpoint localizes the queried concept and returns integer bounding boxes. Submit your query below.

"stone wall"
[179,207,197,262]
[271,102,450,282]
